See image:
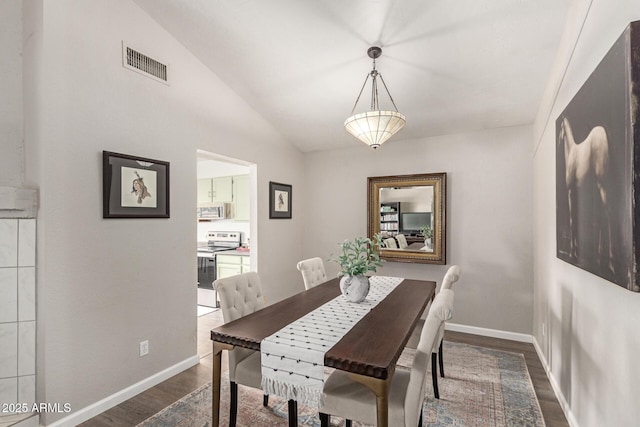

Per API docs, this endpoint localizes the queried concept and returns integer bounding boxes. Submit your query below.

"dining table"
[210,275,436,427]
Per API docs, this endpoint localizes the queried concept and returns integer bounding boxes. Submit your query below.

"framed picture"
[269,181,292,219]
[556,20,640,292]
[103,151,170,218]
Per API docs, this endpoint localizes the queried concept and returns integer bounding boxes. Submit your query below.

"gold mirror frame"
[367,173,446,264]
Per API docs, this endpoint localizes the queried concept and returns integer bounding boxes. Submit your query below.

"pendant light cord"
[349,53,400,114]
[350,73,371,115]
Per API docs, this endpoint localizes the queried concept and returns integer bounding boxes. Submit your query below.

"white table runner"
[260,276,404,406]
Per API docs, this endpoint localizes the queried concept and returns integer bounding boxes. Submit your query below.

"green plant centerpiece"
[330,234,384,302]
[419,224,432,240]
[420,224,433,250]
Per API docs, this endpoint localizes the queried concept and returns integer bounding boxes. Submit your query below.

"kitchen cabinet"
[197,176,233,205]
[233,174,250,221]
[197,178,213,204]
[213,177,233,202]
[216,253,251,279]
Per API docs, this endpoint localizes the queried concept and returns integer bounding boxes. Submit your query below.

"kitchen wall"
[0,219,37,424]
[0,3,39,425]
[196,220,250,245]
[20,0,304,424]
[303,125,534,336]
[196,159,251,245]
[532,0,640,425]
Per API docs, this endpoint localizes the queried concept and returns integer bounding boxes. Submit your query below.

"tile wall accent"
[0,219,36,417]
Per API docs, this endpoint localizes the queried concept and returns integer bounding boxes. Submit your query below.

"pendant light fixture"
[344,46,406,149]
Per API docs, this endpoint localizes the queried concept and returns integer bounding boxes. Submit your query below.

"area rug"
[137,341,545,427]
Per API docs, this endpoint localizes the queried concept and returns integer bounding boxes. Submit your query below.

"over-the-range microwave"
[197,203,230,220]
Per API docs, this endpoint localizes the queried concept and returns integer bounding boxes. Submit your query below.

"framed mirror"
[367,173,446,264]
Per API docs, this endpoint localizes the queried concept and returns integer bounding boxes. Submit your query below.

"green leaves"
[329,233,384,276]
[420,224,432,239]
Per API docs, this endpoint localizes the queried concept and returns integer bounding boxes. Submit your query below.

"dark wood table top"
[211,276,435,380]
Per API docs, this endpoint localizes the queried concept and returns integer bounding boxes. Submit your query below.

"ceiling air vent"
[122,42,169,84]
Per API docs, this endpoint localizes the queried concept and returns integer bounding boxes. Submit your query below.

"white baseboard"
[46,355,200,427]
[532,337,579,427]
[445,322,533,343]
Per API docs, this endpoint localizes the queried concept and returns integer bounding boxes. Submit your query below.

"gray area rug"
[138,341,545,426]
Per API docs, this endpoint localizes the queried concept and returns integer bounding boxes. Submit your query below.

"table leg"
[347,370,394,427]
[212,341,234,427]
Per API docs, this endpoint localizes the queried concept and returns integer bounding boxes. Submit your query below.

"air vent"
[122,42,169,84]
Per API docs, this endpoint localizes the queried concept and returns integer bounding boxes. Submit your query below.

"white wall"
[15,0,640,425]
[303,125,534,334]
[21,0,304,424]
[533,1,640,426]
[197,158,250,179]
[0,0,23,187]
[380,187,433,213]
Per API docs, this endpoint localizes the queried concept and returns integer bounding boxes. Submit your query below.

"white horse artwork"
[558,117,614,273]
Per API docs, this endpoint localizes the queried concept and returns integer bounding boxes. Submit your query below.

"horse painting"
[558,117,614,275]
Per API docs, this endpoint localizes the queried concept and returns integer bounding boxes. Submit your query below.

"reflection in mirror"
[368,173,446,264]
[380,186,434,251]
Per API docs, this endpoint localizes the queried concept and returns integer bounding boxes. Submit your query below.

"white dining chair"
[431,265,461,398]
[214,272,272,426]
[384,237,398,248]
[319,289,455,427]
[296,257,328,290]
[441,265,461,291]
[396,234,409,249]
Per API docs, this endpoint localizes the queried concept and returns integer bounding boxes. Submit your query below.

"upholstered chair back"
[215,271,265,321]
[296,257,328,290]
[433,265,461,353]
[441,265,461,291]
[396,234,408,249]
[384,237,398,249]
[404,289,454,427]
[214,272,266,380]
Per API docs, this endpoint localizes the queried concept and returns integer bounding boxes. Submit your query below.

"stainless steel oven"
[197,254,216,286]
[197,231,241,307]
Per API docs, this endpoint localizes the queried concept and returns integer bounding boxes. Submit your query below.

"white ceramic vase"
[339,275,370,303]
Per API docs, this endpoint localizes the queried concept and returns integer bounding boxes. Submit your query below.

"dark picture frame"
[103,151,170,218]
[269,181,292,219]
[556,20,640,292]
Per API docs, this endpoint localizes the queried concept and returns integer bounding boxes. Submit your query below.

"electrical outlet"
[140,340,149,357]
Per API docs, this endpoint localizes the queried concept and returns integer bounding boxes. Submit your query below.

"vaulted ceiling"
[134,0,571,152]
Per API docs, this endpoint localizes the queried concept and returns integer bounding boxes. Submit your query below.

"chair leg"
[319,413,330,427]
[346,420,352,427]
[263,394,269,407]
[431,353,440,399]
[288,399,297,427]
[230,381,238,427]
[438,339,445,377]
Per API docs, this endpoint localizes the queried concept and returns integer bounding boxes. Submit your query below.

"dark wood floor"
[80,309,568,426]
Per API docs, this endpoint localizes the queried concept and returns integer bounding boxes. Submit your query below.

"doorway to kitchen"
[196,150,256,356]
